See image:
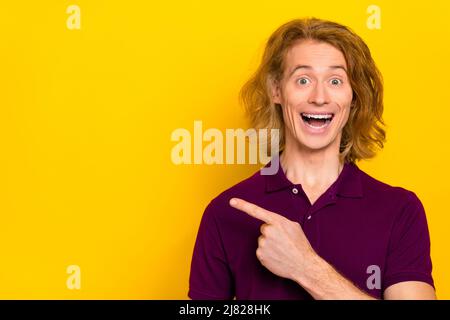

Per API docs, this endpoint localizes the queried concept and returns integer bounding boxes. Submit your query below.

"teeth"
[305,121,329,129]
[301,113,333,120]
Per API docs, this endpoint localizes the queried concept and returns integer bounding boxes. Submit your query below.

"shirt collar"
[263,154,363,198]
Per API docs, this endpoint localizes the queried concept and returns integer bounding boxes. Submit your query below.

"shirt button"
[292,187,299,194]
[307,215,312,220]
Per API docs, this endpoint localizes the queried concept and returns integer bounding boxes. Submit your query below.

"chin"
[295,134,338,152]
[300,141,331,151]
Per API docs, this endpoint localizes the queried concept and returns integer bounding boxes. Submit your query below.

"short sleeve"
[383,191,434,292]
[188,200,235,299]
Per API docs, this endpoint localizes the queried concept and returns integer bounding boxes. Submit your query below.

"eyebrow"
[288,64,348,77]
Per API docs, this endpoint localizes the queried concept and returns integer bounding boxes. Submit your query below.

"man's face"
[272,40,353,152]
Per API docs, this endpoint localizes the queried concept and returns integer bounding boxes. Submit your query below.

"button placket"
[303,206,313,224]
[305,193,337,223]
[289,186,305,226]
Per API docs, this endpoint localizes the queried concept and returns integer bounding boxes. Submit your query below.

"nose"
[307,82,330,106]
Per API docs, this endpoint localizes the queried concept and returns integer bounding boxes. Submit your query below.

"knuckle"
[258,235,264,247]
[256,248,263,259]
[260,223,267,234]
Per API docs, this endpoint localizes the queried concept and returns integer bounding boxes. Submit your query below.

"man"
[188,18,435,300]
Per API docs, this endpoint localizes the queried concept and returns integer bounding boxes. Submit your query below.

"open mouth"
[300,112,334,129]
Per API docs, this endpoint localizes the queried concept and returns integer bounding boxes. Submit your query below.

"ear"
[269,76,282,105]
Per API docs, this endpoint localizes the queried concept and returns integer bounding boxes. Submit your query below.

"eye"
[297,77,310,85]
[330,78,343,86]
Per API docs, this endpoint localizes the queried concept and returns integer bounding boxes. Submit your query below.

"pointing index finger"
[229,198,280,224]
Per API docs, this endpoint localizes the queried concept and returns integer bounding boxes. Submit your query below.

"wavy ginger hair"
[239,18,386,163]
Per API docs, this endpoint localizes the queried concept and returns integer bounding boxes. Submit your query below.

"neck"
[279,137,344,190]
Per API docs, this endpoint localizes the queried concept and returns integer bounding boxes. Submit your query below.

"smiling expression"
[272,40,354,152]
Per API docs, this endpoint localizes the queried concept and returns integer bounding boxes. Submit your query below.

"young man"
[188,18,435,300]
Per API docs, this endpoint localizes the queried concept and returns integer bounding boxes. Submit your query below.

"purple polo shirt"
[188,157,434,299]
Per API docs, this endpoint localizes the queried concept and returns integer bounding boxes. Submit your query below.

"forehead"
[284,40,348,72]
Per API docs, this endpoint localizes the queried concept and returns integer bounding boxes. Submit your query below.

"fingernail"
[229,198,237,206]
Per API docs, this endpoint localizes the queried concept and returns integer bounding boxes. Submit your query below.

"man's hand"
[229,197,436,300]
[229,197,376,300]
[229,197,316,281]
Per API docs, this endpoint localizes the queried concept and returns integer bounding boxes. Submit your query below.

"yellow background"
[0,0,448,299]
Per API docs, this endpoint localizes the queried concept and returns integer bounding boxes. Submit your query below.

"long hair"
[239,18,386,163]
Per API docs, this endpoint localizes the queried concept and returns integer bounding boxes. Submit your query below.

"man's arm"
[229,197,436,300]
[291,253,376,300]
[383,281,436,300]
[292,252,436,300]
